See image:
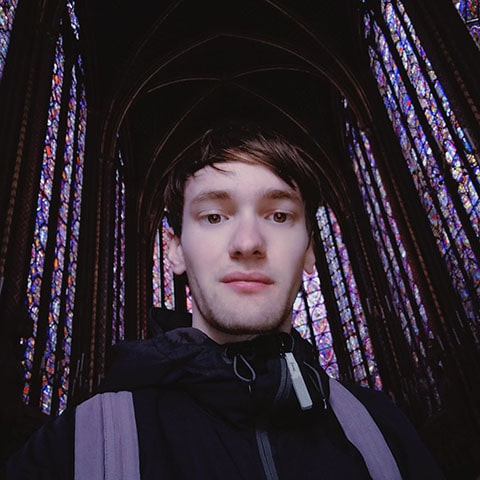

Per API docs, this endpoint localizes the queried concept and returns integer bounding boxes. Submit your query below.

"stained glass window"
[317,205,382,389]
[185,284,193,313]
[24,34,66,409]
[293,267,339,378]
[362,0,480,337]
[152,215,175,309]
[57,59,86,413]
[66,0,80,40]
[23,1,87,415]
[152,229,162,307]
[0,0,18,81]
[112,151,126,345]
[453,0,480,48]
[348,119,431,347]
[346,114,443,404]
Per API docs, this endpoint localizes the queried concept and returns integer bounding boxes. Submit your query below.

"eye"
[271,212,288,223]
[206,213,223,224]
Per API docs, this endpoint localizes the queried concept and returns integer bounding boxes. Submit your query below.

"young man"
[7,122,444,479]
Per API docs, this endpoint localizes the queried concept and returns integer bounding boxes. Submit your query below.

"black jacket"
[7,326,444,479]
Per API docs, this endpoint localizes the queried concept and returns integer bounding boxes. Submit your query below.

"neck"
[192,319,291,345]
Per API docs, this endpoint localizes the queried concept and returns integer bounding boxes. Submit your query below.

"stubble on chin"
[196,298,294,339]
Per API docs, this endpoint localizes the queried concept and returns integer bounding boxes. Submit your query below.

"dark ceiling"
[80,0,371,233]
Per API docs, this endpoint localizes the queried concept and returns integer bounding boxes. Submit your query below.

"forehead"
[183,161,302,203]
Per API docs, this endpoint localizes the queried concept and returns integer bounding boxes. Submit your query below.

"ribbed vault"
[84,0,374,240]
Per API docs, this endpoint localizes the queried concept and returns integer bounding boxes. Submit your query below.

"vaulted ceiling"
[81,0,373,233]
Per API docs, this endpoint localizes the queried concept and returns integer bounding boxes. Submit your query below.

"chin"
[210,315,289,337]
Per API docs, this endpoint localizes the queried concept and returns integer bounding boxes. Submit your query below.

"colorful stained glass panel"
[364,0,480,326]
[453,0,480,48]
[293,267,339,379]
[317,205,382,389]
[152,230,162,307]
[152,216,176,310]
[24,36,65,405]
[162,217,175,309]
[66,0,80,40]
[0,0,18,80]
[112,150,126,347]
[24,40,86,415]
[40,60,79,415]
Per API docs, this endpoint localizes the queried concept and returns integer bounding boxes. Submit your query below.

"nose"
[229,215,266,259]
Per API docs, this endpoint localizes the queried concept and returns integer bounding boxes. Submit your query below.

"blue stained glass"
[66,0,80,40]
[388,1,480,187]
[317,205,382,389]
[40,66,78,415]
[0,0,18,81]
[43,58,87,415]
[24,46,87,414]
[152,230,162,307]
[24,36,65,405]
[58,66,87,413]
[112,150,126,347]
[162,217,175,309]
[152,216,176,310]
[348,118,432,364]
[365,1,480,325]
[453,0,480,48]
[293,267,339,379]
[382,0,480,218]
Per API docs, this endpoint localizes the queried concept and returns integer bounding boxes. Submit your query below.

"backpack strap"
[74,391,140,480]
[329,378,402,480]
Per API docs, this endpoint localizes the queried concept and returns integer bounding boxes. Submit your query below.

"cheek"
[290,243,313,277]
[181,236,219,273]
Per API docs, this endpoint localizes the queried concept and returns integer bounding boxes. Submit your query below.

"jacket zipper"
[255,355,290,480]
[255,428,279,480]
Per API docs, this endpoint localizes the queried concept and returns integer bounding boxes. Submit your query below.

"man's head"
[163,121,322,343]
[163,121,322,237]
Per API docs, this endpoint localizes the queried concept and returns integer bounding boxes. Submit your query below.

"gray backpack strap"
[75,391,140,480]
[329,378,402,480]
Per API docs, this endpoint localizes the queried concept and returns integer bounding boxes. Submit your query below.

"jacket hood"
[98,311,331,426]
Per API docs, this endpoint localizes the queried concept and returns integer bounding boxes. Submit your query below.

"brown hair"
[163,121,322,235]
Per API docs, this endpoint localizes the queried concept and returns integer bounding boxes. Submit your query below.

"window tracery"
[23,2,86,415]
[362,0,480,341]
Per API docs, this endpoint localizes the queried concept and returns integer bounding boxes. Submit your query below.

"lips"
[220,272,274,293]
[221,272,274,284]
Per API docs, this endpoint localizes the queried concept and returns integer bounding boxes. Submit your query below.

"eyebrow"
[190,190,232,205]
[190,188,302,205]
[262,188,301,202]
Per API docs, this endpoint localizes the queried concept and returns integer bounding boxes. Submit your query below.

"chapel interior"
[1,0,480,478]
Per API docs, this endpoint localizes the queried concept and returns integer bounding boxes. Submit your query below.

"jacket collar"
[99,322,330,426]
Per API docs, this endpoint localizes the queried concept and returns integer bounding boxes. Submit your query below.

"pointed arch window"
[111,150,126,345]
[0,0,18,81]
[346,114,442,405]
[23,2,87,415]
[453,0,480,48]
[316,205,382,389]
[362,0,480,338]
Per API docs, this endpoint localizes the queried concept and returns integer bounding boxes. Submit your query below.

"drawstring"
[303,362,329,410]
[232,353,256,394]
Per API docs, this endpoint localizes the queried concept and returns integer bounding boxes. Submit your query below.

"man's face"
[168,159,315,344]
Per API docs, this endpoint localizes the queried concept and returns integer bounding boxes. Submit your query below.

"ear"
[303,238,316,274]
[168,235,186,275]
